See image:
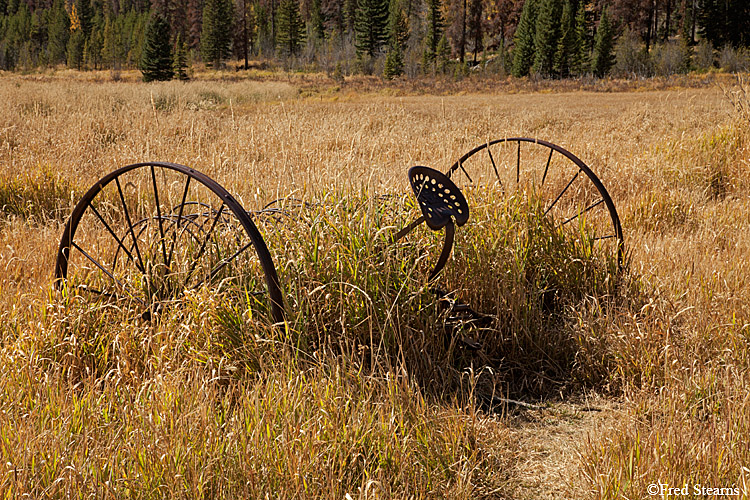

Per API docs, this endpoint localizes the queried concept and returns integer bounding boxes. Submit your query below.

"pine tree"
[386,0,407,50]
[84,24,102,68]
[46,0,69,65]
[422,0,443,70]
[343,0,357,33]
[101,15,121,69]
[554,0,575,77]
[699,0,750,48]
[140,12,172,81]
[678,20,692,73]
[66,3,85,70]
[572,0,588,74]
[201,0,233,68]
[436,31,449,72]
[75,0,92,38]
[511,0,537,77]
[254,2,273,55]
[532,0,561,76]
[354,0,388,57]
[382,0,405,78]
[276,0,304,56]
[127,11,148,67]
[591,5,613,77]
[173,32,189,79]
[383,40,402,78]
[30,10,46,64]
[309,0,324,41]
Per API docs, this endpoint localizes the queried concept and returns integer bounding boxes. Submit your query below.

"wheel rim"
[55,162,285,324]
[446,138,624,272]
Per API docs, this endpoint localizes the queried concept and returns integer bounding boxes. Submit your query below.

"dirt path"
[507,394,625,499]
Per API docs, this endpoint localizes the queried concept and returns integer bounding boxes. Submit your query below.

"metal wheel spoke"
[455,159,473,183]
[71,242,145,305]
[192,240,255,290]
[544,170,581,217]
[115,177,146,274]
[516,141,520,183]
[150,165,169,269]
[167,176,191,269]
[541,148,553,186]
[183,203,225,288]
[89,203,141,273]
[486,143,502,188]
[561,198,605,226]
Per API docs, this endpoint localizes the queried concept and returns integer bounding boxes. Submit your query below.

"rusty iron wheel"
[55,162,285,325]
[447,138,624,272]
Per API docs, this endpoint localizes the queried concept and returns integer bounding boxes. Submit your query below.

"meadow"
[0,71,749,498]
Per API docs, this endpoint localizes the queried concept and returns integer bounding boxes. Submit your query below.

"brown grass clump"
[1,73,750,498]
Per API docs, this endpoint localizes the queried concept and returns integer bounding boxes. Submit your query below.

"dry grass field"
[1,72,749,498]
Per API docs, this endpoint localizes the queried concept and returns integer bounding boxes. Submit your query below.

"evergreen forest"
[0,0,748,79]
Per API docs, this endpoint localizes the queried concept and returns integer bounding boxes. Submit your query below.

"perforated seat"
[408,166,469,230]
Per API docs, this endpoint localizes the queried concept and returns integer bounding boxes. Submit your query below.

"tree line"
[0,0,748,79]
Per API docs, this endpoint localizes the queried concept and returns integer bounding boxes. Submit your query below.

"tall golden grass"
[1,73,749,498]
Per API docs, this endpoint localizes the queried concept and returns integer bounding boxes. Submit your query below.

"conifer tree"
[127,12,148,67]
[201,0,233,68]
[276,0,304,56]
[386,0,407,50]
[354,0,388,57]
[309,0,324,41]
[46,0,69,65]
[75,0,92,38]
[66,4,85,69]
[383,40,402,78]
[699,0,750,48]
[140,12,172,81]
[173,32,189,78]
[573,0,588,74]
[344,0,357,34]
[101,15,121,69]
[554,0,575,77]
[422,0,443,70]
[84,25,102,68]
[436,31,449,72]
[30,10,46,63]
[511,0,536,77]
[101,15,114,66]
[591,5,613,77]
[383,0,406,78]
[679,19,693,72]
[532,0,561,76]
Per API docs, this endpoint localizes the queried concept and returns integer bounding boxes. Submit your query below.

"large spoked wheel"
[55,162,285,325]
[447,138,624,271]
